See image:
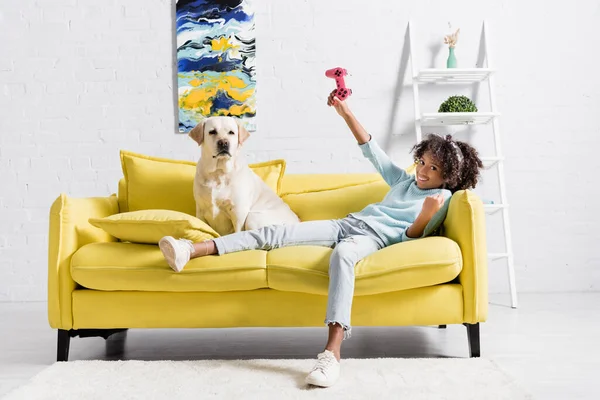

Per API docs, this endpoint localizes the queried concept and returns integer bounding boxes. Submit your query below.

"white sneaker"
[159,236,194,272]
[305,350,340,387]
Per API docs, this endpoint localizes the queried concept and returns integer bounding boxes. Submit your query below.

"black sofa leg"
[438,324,447,329]
[57,329,71,362]
[464,323,480,357]
[106,329,128,357]
[56,329,128,362]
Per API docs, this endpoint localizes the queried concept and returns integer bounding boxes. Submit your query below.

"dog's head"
[189,116,250,161]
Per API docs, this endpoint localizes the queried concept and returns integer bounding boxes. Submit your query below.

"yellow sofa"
[48,165,488,362]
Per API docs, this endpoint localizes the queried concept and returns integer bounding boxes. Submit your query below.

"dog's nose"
[217,139,229,149]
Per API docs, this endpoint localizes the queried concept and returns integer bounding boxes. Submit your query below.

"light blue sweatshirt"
[350,138,452,246]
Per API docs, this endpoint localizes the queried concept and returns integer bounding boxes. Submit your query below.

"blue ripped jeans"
[212,216,386,340]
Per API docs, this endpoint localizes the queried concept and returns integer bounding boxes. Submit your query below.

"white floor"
[0,293,598,399]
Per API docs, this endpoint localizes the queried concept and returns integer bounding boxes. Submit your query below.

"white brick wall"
[1,0,599,301]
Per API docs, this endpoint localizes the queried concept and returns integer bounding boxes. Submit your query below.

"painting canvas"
[176,0,256,133]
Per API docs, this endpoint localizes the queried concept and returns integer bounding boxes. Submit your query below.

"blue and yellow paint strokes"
[176,0,256,132]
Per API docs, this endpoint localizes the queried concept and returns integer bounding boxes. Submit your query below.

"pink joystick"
[325,67,352,100]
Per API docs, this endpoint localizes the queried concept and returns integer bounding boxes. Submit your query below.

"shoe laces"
[312,351,337,373]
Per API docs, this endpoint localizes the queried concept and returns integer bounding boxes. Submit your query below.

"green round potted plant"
[438,95,478,113]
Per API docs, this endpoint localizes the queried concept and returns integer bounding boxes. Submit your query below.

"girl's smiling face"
[415,151,445,189]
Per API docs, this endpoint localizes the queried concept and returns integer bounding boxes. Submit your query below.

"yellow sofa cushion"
[280,173,383,195]
[70,237,460,295]
[280,174,390,221]
[71,242,268,292]
[88,210,220,244]
[266,236,462,296]
[119,150,286,215]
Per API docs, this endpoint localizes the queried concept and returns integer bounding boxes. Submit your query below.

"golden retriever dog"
[188,116,299,235]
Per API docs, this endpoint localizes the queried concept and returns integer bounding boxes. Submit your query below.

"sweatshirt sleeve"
[400,190,452,242]
[358,137,411,187]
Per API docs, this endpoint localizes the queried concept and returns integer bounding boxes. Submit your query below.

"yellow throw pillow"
[282,180,390,221]
[279,165,413,222]
[119,150,286,214]
[89,210,220,244]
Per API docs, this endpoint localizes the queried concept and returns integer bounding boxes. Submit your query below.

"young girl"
[159,90,484,388]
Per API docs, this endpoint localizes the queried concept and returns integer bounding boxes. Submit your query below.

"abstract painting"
[176,0,256,133]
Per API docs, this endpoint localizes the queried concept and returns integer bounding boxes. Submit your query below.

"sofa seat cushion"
[71,242,267,292]
[266,236,462,296]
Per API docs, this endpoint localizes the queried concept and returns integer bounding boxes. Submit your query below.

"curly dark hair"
[411,134,483,192]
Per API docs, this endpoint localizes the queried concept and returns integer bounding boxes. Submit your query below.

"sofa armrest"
[442,190,488,323]
[48,194,119,329]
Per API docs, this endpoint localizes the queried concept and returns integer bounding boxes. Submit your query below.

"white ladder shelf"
[408,21,518,308]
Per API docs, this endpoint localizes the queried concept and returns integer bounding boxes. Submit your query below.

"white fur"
[189,116,299,235]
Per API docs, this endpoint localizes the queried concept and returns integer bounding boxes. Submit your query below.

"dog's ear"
[236,120,250,145]
[189,120,205,146]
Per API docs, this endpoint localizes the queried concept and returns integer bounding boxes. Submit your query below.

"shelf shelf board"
[415,68,494,84]
[484,204,508,215]
[420,112,499,126]
[488,253,510,261]
[481,156,504,168]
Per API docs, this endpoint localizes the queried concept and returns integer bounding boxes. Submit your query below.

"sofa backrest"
[118,172,391,221]
[117,151,287,216]
[280,174,389,221]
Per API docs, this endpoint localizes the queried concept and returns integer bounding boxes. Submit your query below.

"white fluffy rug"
[4,358,532,400]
